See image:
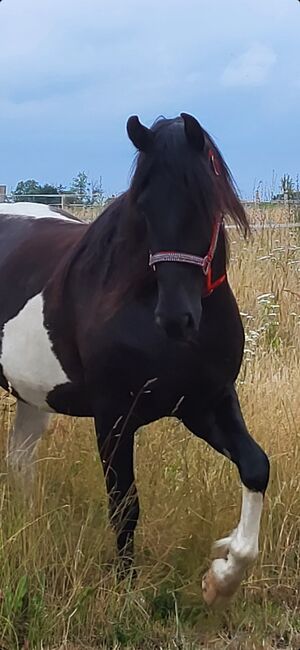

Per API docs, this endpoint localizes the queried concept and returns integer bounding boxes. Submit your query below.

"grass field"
[72,200,300,226]
[0,215,299,649]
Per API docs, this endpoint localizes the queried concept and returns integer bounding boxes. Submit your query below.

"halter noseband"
[148,149,227,297]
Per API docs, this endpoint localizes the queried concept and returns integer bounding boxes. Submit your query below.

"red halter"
[149,149,227,297]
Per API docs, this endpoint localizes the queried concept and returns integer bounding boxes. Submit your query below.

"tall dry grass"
[0,220,299,649]
[72,200,300,226]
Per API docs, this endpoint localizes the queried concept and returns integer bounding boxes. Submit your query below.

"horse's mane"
[64,117,249,317]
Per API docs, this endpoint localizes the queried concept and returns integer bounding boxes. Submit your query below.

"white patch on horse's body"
[0,202,74,221]
[202,487,263,604]
[0,293,70,410]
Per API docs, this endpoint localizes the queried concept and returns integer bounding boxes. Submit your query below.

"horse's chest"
[0,293,70,410]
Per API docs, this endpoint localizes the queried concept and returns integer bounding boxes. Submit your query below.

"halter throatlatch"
[149,148,227,297]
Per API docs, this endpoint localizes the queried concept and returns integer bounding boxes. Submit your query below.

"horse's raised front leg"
[181,385,270,605]
[95,412,139,574]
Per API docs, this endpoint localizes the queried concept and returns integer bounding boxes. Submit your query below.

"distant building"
[0,185,6,202]
[272,190,300,204]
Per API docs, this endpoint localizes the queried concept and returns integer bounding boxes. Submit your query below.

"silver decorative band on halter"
[149,217,223,275]
[149,251,207,267]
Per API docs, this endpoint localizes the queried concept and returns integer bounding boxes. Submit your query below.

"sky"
[0,0,299,199]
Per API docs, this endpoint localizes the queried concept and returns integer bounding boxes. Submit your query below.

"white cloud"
[221,43,276,88]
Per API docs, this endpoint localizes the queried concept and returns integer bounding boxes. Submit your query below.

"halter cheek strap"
[149,216,227,297]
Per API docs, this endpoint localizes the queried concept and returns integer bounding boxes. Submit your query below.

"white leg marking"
[202,486,263,605]
[0,292,70,409]
[7,400,51,472]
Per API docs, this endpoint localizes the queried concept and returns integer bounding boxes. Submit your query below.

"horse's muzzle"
[155,311,197,341]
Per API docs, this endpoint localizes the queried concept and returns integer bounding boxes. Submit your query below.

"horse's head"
[127,113,248,342]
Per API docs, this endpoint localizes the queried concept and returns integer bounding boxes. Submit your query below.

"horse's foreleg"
[181,386,269,605]
[95,414,139,573]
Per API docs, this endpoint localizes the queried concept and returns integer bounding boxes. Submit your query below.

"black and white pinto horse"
[0,114,269,605]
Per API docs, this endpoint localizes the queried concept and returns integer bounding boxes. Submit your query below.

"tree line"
[12,172,112,206]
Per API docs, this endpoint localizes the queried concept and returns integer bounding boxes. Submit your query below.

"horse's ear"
[127,115,153,153]
[181,112,205,152]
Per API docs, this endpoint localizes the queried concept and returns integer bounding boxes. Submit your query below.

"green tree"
[69,171,91,205]
[280,174,294,199]
[13,179,62,204]
[13,179,41,201]
[91,176,105,206]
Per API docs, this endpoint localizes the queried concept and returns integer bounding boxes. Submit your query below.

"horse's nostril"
[183,313,194,329]
[155,312,196,339]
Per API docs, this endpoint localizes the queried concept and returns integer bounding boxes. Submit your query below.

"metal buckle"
[202,255,211,276]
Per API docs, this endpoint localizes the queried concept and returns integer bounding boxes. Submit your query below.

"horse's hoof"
[202,569,221,606]
[202,567,238,607]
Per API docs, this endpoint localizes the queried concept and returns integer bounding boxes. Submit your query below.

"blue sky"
[0,0,299,198]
